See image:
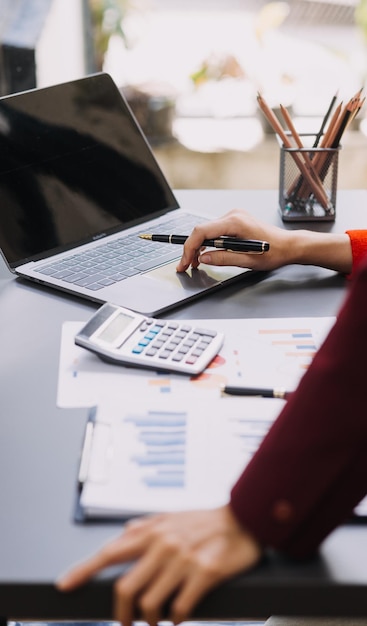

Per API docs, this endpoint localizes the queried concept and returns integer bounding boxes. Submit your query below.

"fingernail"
[199,254,211,264]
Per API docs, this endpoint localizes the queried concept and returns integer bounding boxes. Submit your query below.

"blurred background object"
[1,0,366,191]
[0,0,90,96]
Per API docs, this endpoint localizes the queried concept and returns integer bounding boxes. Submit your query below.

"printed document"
[57,316,335,518]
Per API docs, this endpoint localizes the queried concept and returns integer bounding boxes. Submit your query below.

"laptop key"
[85,283,105,291]
[66,272,106,285]
[136,251,180,272]
[119,268,140,277]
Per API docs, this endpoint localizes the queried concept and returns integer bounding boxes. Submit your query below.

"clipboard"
[73,394,289,524]
[74,401,367,525]
[75,406,139,523]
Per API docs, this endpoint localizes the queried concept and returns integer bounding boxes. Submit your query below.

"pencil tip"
[139,234,151,240]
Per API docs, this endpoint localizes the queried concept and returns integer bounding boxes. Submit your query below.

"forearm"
[284,230,353,273]
[177,209,356,274]
[230,257,367,557]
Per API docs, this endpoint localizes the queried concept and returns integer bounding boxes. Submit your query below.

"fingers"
[115,544,189,626]
[56,507,263,626]
[113,541,166,626]
[176,209,268,272]
[170,565,219,624]
[56,519,155,591]
[112,533,213,626]
[56,541,130,591]
[197,250,261,269]
[57,551,112,591]
[176,215,241,272]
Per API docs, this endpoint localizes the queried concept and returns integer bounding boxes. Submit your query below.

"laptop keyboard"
[35,213,206,291]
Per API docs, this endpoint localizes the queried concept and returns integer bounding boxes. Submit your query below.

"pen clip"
[226,249,265,255]
[78,406,97,486]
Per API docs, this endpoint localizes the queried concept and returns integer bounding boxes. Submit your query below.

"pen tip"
[139,234,151,240]
[219,383,227,396]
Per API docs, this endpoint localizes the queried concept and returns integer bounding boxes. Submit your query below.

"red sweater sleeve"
[346,230,367,277]
[230,257,367,558]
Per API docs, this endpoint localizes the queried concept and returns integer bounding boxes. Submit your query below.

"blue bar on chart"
[124,410,187,488]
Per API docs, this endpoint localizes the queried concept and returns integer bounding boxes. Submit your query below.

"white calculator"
[75,303,224,375]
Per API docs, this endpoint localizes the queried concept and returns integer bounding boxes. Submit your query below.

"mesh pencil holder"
[278,133,340,222]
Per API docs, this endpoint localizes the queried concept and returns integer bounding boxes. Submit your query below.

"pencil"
[314,94,360,185]
[291,101,343,201]
[257,93,329,210]
[280,104,327,191]
[313,91,338,147]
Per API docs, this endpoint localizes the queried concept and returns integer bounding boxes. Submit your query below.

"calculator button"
[185,356,198,364]
[175,331,187,339]
[172,353,184,362]
[145,331,156,340]
[138,338,150,347]
[182,340,195,348]
[192,348,204,357]
[195,328,217,337]
[159,350,171,359]
[150,325,162,334]
[197,341,211,350]
[152,340,165,349]
[161,328,174,337]
[170,336,181,345]
[165,343,177,351]
[181,325,192,332]
[177,346,189,354]
[198,337,212,345]
[146,348,158,356]
[132,345,145,354]
[167,322,179,330]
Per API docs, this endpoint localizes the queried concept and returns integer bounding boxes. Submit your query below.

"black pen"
[221,385,292,399]
[139,234,270,253]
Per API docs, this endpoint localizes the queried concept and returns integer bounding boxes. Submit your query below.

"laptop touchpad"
[145,262,246,292]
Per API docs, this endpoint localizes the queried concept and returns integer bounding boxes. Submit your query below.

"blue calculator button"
[138,338,150,347]
[145,331,156,340]
[132,345,145,354]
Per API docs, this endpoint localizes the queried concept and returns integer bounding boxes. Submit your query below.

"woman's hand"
[176,209,293,273]
[56,504,262,626]
[176,209,353,275]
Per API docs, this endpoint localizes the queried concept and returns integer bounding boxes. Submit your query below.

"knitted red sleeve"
[345,230,367,277]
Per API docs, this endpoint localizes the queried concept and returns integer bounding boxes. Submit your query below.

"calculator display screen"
[97,312,134,343]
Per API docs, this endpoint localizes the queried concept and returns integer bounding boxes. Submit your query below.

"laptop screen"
[0,73,179,268]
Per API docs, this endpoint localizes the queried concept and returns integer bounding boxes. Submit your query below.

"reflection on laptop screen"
[0,73,178,267]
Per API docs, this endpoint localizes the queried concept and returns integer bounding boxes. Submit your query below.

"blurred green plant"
[89,0,132,70]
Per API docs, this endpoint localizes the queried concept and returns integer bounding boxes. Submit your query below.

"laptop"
[0,72,249,315]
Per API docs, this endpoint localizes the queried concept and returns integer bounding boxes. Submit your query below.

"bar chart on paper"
[79,394,285,518]
[190,316,335,392]
[125,409,187,489]
[79,397,221,516]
